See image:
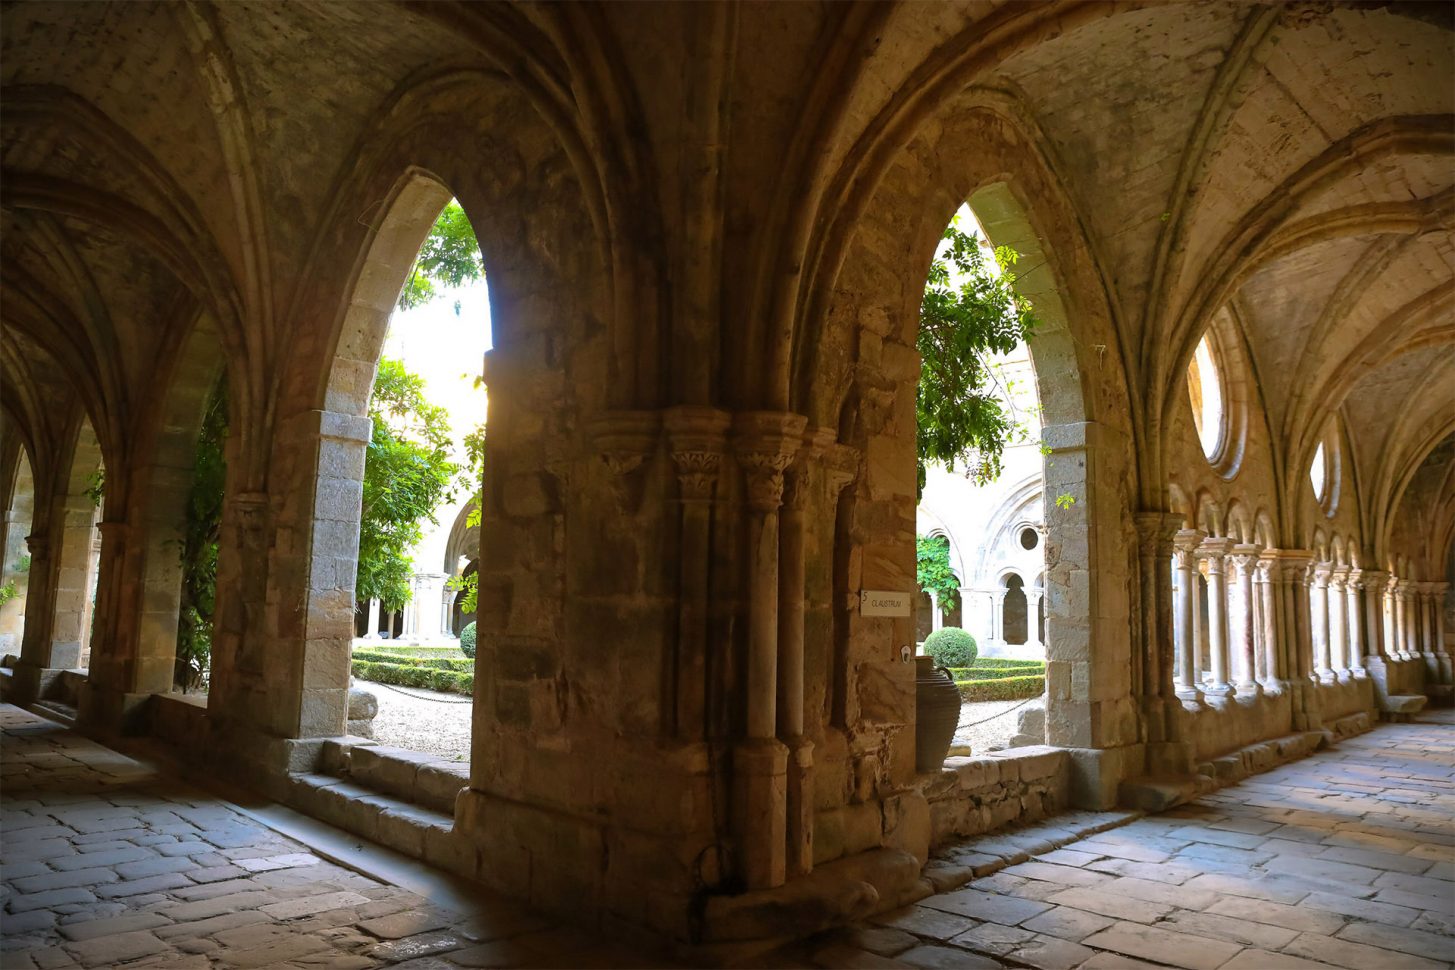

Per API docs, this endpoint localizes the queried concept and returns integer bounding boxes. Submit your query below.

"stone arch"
[41,415,103,672]
[127,314,228,696]
[1002,572,1028,647]
[0,440,36,655]
[799,95,1135,750]
[1225,500,1253,545]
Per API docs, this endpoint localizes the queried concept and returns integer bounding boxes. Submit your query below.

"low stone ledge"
[918,746,1070,849]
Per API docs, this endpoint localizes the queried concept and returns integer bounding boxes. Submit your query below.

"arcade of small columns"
[1168,535,1449,715]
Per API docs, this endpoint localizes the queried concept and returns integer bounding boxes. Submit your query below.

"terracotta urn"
[915,655,962,772]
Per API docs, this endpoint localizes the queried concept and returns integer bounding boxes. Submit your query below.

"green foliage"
[351,658,474,696]
[175,380,228,691]
[83,467,106,508]
[444,425,488,616]
[14,554,30,574]
[360,645,464,658]
[0,580,17,607]
[953,673,1045,702]
[916,534,959,612]
[396,201,485,313]
[458,621,477,658]
[916,217,1037,496]
[1054,493,1076,510]
[357,359,458,612]
[352,648,473,672]
[945,661,1046,682]
[924,626,978,667]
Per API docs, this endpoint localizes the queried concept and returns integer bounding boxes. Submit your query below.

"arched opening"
[1,448,35,659]
[1003,573,1028,646]
[314,176,488,777]
[51,418,104,672]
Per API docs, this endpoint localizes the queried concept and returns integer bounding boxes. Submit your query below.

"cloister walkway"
[1,704,1451,969]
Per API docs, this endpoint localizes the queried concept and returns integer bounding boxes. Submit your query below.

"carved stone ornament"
[664,406,731,502]
[585,410,662,509]
[24,534,48,559]
[732,412,808,513]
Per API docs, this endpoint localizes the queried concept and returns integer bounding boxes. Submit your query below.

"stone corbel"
[230,492,271,547]
[585,410,662,512]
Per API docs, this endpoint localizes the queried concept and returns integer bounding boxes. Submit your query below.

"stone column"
[366,598,380,638]
[1419,583,1442,682]
[1229,545,1261,696]
[1328,566,1350,682]
[1395,580,1414,661]
[990,588,1007,645]
[13,533,58,704]
[1193,561,1208,683]
[927,589,942,634]
[1172,529,1205,700]
[1200,538,1233,696]
[1434,581,1452,686]
[731,411,805,891]
[1383,576,1399,661]
[1345,570,1366,678]
[1310,563,1334,683]
[401,576,418,637]
[665,406,730,739]
[776,455,811,879]
[963,587,988,645]
[1025,587,1044,649]
[1256,554,1280,685]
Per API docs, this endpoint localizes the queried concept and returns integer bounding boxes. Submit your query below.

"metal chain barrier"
[359,680,475,704]
[958,693,1040,729]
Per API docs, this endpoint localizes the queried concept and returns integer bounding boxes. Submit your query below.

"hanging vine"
[175,379,228,691]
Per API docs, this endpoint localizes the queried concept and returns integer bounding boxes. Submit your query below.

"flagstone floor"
[2,703,1452,969]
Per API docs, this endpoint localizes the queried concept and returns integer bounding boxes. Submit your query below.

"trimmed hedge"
[359,645,465,658]
[352,649,473,673]
[946,664,1045,682]
[459,622,477,659]
[966,657,1043,669]
[352,659,474,696]
[954,674,1045,702]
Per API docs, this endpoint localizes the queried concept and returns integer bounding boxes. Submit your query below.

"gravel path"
[359,679,472,761]
[359,679,1031,761]
[951,698,1039,754]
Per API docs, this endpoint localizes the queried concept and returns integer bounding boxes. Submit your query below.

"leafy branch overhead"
[916,534,959,612]
[397,201,485,314]
[916,217,1038,496]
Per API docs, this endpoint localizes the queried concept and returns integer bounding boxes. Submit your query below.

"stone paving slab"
[770,710,1455,969]
[0,705,677,969]
[5,704,1454,969]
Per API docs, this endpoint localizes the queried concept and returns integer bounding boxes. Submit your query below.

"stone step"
[284,771,460,872]
[31,699,78,727]
[318,738,468,816]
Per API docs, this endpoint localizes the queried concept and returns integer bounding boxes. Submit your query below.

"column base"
[1316,670,1337,685]
[733,738,788,891]
[1234,682,1263,698]
[784,737,814,879]
[1203,682,1233,696]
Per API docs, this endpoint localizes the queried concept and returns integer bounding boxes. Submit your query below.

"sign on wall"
[860,590,912,617]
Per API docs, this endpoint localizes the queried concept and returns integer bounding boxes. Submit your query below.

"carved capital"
[1255,555,1278,583]
[24,534,48,560]
[664,406,730,502]
[1198,536,1233,569]
[1228,545,1260,578]
[586,410,661,475]
[733,411,808,513]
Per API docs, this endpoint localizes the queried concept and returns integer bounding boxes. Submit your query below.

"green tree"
[358,359,459,612]
[176,378,228,690]
[397,201,485,314]
[917,216,1037,496]
[916,534,959,612]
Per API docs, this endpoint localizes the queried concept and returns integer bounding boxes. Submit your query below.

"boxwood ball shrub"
[924,626,977,667]
[459,621,477,658]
